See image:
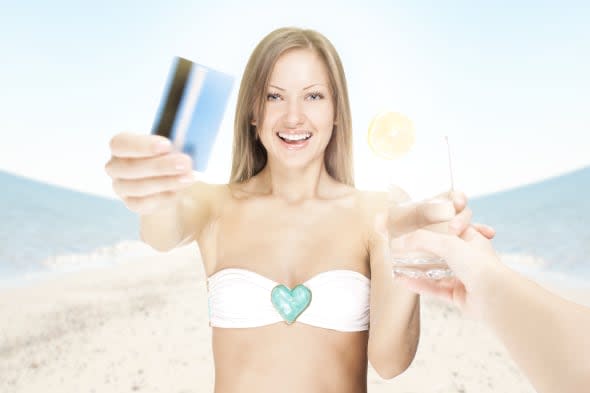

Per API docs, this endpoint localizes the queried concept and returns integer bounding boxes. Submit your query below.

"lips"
[275,131,313,150]
[277,131,312,143]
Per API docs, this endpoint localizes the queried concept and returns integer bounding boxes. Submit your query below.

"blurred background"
[1,0,589,286]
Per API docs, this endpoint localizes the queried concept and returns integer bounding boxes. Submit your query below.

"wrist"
[139,192,183,220]
[471,257,519,321]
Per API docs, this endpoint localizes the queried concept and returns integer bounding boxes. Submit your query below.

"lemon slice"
[367,111,415,160]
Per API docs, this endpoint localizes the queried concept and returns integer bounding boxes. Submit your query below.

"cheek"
[307,104,335,128]
[259,109,280,134]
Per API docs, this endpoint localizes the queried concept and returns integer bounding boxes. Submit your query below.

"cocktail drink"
[368,111,456,279]
[388,195,455,279]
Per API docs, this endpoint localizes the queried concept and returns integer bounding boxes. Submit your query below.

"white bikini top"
[207,268,370,332]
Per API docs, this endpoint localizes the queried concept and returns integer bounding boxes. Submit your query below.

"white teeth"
[278,132,311,141]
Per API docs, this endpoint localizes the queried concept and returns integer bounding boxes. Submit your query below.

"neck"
[257,159,332,203]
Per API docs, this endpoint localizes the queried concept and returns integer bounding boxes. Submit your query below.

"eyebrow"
[268,83,327,91]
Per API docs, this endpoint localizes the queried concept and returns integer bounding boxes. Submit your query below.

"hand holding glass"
[368,111,457,279]
[388,193,456,279]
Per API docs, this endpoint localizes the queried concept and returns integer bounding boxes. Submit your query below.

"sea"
[1,167,589,288]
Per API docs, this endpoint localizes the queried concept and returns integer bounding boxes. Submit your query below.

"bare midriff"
[212,323,369,393]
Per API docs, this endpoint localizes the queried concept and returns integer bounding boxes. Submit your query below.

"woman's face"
[256,49,335,170]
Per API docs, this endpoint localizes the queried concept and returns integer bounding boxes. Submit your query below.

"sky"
[1,0,589,199]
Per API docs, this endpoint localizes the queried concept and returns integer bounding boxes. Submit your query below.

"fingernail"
[179,174,195,183]
[176,158,190,170]
[154,139,171,153]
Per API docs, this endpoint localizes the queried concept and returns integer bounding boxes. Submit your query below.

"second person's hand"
[390,227,503,319]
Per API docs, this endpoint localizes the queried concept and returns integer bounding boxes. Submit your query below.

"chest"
[201,197,369,281]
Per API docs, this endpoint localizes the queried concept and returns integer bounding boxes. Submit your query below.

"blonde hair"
[230,27,354,186]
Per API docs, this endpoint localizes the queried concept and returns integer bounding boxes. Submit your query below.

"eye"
[266,92,282,102]
[306,91,324,101]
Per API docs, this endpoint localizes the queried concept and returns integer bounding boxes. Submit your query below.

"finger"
[419,226,494,259]
[448,207,473,235]
[390,196,463,235]
[395,275,455,303]
[460,228,497,253]
[391,201,448,234]
[472,223,496,239]
[122,191,178,215]
[387,202,420,235]
[458,226,480,242]
[448,190,467,212]
[112,173,196,198]
[109,132,172,158]
[105,153,192,180]
[415,199,456,227]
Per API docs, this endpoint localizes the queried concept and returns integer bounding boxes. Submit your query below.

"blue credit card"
[151,57,234,172]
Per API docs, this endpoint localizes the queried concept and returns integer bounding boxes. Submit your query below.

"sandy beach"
[1,244,587,393]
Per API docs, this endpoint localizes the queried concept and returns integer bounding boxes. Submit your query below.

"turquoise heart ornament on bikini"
[271,284,312,324]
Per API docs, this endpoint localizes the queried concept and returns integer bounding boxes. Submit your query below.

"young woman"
[105,27,483,393]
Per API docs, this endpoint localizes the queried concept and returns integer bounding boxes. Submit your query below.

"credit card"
[151,57,234,172]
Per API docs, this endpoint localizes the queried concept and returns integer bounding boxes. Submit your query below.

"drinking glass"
[388,193,455,279]
[385,136,457,279]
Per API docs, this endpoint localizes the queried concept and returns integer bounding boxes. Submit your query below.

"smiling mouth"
[276,132,312,144]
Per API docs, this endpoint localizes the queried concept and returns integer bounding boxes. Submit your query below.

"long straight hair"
[230,27,354,186]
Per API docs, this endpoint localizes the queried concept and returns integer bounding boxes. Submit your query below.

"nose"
[284,99,305,128]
